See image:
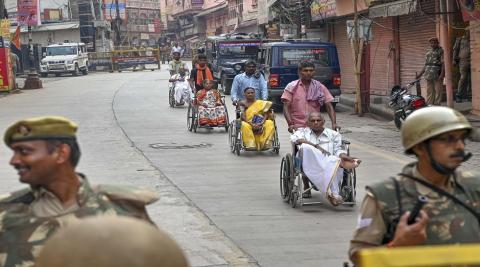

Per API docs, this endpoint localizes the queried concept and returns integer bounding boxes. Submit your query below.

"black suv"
[205,33,262,95]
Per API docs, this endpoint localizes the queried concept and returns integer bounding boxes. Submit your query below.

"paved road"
[0,68,477,266]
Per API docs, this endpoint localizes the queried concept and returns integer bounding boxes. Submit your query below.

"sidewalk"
[340,93,480,127]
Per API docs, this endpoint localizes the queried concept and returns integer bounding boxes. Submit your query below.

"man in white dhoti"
[290,112,360,205]
[169,67,192,106]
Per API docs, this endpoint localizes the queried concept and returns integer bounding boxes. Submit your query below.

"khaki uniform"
[0,175,158,267]
[423,47,444,105]
[455,36,471,99]
[349,163,480,262]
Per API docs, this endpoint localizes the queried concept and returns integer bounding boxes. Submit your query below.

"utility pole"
[97,0,107,51]
[114,0,122,47]
[0,0,5,19]
[351,0,363,115]
[440,0,453,108]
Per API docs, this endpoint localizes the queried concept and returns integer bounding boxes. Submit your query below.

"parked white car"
[40,42,89,77]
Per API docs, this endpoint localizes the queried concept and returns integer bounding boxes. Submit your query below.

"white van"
[40,42,89,77]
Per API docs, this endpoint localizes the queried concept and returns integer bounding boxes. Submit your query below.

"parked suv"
[258,41,341,107]
[205,33,262,94]
[40,42,89,77]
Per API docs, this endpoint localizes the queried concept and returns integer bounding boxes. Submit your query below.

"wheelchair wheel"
[187,103,195,132]
[224,106,230,132]
[272,126,280,155]
[193,109,198,133]
[168,87,175,108]
[280,154,294,201]
[228,121,236,153]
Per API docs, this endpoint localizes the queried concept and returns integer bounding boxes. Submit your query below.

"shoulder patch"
[94,184,159,206]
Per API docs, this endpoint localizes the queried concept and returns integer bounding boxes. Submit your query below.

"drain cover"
[149,142,213,149]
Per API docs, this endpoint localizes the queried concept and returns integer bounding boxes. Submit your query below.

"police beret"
[4,116,78,146]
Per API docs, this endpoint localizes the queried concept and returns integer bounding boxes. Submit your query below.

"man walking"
[231,59,268,104]
[189,54,214,92]
[0,116,158,266]
[282,61,338,132]
[416,37,445,105]
[453,31,471,102]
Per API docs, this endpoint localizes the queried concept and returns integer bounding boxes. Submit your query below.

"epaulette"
[0,187,35,204]
[93,184,159,206]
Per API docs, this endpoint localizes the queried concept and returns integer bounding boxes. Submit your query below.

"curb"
[340,96,394,121]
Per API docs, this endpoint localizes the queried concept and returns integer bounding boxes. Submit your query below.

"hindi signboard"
[17,0,41,26]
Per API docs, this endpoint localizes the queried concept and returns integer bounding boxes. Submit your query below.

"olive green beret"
[4,116,78,146]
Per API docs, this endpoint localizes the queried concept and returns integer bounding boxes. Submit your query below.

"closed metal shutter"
[399,1,436,84]
[334,16,355,94]
[370,17,395,95]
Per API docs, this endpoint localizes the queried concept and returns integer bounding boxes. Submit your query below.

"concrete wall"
[470,21,480,115]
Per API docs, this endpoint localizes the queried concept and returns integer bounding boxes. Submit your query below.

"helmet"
[401,106,472,153]
[36,216,189,267]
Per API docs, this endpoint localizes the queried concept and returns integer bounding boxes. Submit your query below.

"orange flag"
[11,26,21,50]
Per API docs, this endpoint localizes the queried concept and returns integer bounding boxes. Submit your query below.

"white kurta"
[171,74,192,104]
[290,128,346,198]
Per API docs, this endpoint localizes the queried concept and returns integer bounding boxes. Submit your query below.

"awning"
[369,0,417,18]
[10,22,80,33]
[194,2,228,18]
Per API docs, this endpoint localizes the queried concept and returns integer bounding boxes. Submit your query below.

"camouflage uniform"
[349,162,480,260]
[423,46,444,105]
[0,175,158,267]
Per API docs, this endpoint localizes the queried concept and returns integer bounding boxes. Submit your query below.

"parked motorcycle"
[388,79,428,129]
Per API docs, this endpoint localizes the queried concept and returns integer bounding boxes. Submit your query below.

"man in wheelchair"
[290,112,360,205]
[169,67,192,106]
[195,79,227,127]
[238,87,276,151]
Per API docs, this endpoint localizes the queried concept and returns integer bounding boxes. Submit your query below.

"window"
[280,48,330,67]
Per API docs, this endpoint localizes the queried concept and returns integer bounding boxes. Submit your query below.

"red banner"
[0,39,12,91]
[17,0,40,26]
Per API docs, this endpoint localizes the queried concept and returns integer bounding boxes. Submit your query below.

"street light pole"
[23,25,43,89]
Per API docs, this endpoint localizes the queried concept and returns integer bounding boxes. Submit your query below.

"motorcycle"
[388,79,428,129]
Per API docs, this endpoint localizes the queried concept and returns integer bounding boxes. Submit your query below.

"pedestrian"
[0,116,158,266]
[282,60,338,132]
[9,51,20,89]
[453,31,471,102]
[231,59,268,105]
[189,54,214,92]
[348,106,479,265]
[416,37,445,105]
[36,216,189,267]
[171,42,182,57]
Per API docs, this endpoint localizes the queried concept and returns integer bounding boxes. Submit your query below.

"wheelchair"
[228,105,280,156]
[187,93,229,133]
[168,82,176,108]
[280,138,357,208]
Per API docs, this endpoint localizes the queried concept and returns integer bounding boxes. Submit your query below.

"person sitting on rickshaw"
[169,51,186,76]
[196,80,227,127]
[239,87,275,151]
[169,67,192,106]
[290,112,360,205]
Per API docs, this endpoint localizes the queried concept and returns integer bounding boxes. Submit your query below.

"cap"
[4,116,78,146]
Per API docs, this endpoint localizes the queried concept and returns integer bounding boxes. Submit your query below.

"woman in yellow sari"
[240,87,275,150]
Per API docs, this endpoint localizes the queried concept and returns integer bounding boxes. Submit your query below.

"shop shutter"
[334,16,355,94]
[399,1,436,85]
[369,17,395,95]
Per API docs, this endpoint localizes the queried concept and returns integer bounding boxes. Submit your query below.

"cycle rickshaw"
[228,105,280,156]
[280,136,357,208]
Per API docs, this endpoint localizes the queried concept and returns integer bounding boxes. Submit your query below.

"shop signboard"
[104,0,126,21]
[310,0,336,21]
[17,0,41,26]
